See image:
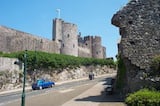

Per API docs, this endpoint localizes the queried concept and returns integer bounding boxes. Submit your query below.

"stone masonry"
[112,0,160,92]
[0,26,59,54]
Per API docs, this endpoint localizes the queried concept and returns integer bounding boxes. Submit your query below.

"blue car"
[32,79,55,90]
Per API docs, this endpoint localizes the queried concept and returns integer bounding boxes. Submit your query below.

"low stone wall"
[34,65,116,82]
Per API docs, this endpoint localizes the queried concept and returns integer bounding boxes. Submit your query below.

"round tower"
[92,36,103,58]
[61,22,78,57]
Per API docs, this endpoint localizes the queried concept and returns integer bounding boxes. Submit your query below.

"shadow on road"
[75,91,124,103]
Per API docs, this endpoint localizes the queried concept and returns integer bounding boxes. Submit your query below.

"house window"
[62,44,64,47]
[73,44,75,48]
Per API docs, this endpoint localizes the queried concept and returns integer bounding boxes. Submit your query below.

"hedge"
[0,51,116,70]
[125,89,160,106]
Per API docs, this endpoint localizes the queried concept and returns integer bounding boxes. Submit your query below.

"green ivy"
[116,54,126,90]
[151,55,160,76]
[0,51,116,70]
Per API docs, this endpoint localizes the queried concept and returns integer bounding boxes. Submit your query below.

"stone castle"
[0,18,106,59]
[112,0,160,92]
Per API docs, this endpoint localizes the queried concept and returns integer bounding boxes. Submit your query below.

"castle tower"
[61,22,78,56]
[52,18,78,57]
[92,36,104,59]
[53,18,63,44]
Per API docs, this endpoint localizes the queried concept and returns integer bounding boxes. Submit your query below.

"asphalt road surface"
[0,76,126,106]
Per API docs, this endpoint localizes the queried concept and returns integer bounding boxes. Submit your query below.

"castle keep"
[112,0,160,91]
[0,18,106,59]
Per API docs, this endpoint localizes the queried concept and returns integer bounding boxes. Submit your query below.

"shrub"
[125,89,160,106]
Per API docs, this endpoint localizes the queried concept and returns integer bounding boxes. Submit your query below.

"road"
[0,76,126,106]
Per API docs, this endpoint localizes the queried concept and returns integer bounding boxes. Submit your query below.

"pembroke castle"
[0,18,106,59]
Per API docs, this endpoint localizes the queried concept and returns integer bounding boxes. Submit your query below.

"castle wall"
[0,18,106,59]
[112,0,160,92]
[78,46,92,58]
[78,35,106,59]
[0,26,59,53]
[60,22,78,56]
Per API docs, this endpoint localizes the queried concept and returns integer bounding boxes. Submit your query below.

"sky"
[0,0,128,59]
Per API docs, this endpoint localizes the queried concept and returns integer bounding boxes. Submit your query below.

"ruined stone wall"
[112,0,160,92]
[0,26,59,53]
[112,0,160,71]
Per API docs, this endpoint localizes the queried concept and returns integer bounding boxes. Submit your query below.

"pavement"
[61,81,126,106]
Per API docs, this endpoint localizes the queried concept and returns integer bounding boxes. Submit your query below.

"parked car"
[105,77,115,95]
[32,79,55,90]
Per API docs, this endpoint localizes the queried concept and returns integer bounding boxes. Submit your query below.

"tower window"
[67,34,70,38]
[62,44,64,47]
[73,44,75,48]
[96,51,98,54]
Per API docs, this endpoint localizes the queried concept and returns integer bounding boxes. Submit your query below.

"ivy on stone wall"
[116,54,126,90]
[151,55,160,76]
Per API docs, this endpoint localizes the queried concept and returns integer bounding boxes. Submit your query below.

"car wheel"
[51,84,53,88]
[39,86,43,90]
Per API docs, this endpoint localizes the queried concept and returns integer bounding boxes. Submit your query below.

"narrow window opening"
[129,41,135,45]
[128,21,133,25]
[67,34,70,38]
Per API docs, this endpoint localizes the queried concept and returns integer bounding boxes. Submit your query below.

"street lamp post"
[21,50,27,106]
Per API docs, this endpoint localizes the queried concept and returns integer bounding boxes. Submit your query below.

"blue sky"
[0,0,128,59]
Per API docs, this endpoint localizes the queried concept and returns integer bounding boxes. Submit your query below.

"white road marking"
[59,89,74,93]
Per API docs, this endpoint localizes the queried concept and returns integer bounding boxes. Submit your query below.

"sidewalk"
[0,73,116,95]
[61,81,126,106]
